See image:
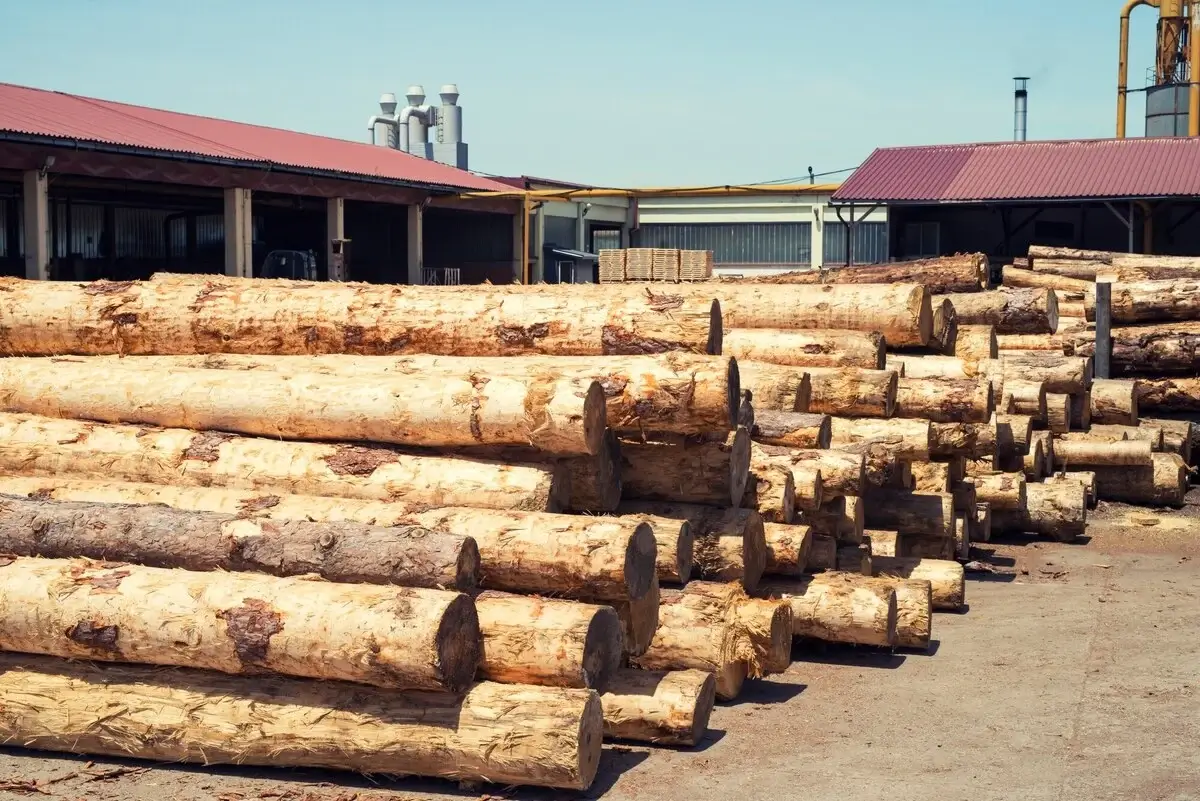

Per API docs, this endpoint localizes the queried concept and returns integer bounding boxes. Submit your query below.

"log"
[971,472,1027,511]
[1024,433,1049,480]
[0,654,602,790]
[879,577,933,650]
[750,445,866,498]
[1137,377,1200,412]
[617,502,767,590]
[864,529,898,557]
[562,431,622,512]
[1002,265,1093,293]
[0,413,568,512]
[837,543,872,575]
[1045,392,1072,434]
[0,276,721,357]
[997,334,1068,353]
[1089,379,1138,424]
[618,427,750,507]
[938,288,1058,334]
[814,253,990,293]
[475,592,622,690]
[951,476,977,514]
[806,533,838,571]
[763,522,812,576]
[0,556,479,691]
[744,461,796,524]
[736,361,811,412]
[803,367,899,418]
[801,496,864,544]
[955,515,970,558]
[995,413,1034,456]
[863,489,954,539]
[600,669,717,747]
[616,513,693,584]
[750,442,823,513]
[1046,472,1098,509]
[1105,279,1200,324]
[1053,439,1153,468]
[953,324,999,361]
[1057,317,1090,336]
[929,421,998,459]
[834,440,906,489]
[730,592,795,675]
[993,481,1087,541]
[1070,391,1092,430]
[0,357,606,456]
[759,573,898,648]
[887,354,969,379]
[0,494,478,591]
[1143,418,1195,465]
[999,353,1092,394]
[751,410,832,449]
[1002,379,1048,422]
[830,417,932,461]
[1086,423,1165,448]
[873,556,965,610]
[930,297,959,353]
[724,329,885,369]
[1085,453,1189,506]
[894,377,993,423]
[974,502,993,543]
[910,461,951,493]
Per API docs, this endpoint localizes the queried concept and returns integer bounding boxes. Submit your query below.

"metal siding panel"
[114,208,169,259]
[70,205,104,258]
[196,215,224,247]
[634,222,811,265]
[543,216,576,249]
[0,198,6,257]
[823,222,886,265]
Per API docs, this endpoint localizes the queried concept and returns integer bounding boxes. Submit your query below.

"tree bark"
[971,472,1027,510]
[0,654,603,791]
[0,555,480,691]
[1053,439,1153,467]
[830,417,932,461]
[910,461,951,492]
[751,410,832,449]
[997,334,1068,353]
[0,413,568,512]
[998,353,1092,394]
[758,573,898,647]
[743,462,796,524]
[952,324,998,361]
[1046,472,1098,509]
[751,442,823,513]
[1087,379,1138,424]
[474,592,622,691]
[1104,279,1200,325]
[615,513,693,584]
[1045,392,1072,434]
[873,556,965,610]
[1002,265,1093,293]
[992,481,1087,541]
[863,489,954,539]
[804,368,899,418]
[1084,453,1189,506]
[929,298,959,354]
[735,361,810,412]
[750,445,866,498]
[806,533,838,571]
[600,668,716,747]
[930,421,998,459]
[763,522,812,576]
[894,377,993,423]
[875,576,933,650]
[618,427,750,507]
[812,253,990,293]
[939,288,1058,334]
[0,494,478,591]
[725,329,885,369]
[0,276,721,357]
[801,495,865,543]
[1079,322,1200,375]
[1001,379,1048,422]
[1137,377,1200,412]
[617,502,767,591]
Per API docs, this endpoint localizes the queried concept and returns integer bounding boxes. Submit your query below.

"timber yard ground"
[0,502,1198,801]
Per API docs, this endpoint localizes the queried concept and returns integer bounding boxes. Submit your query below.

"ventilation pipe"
[399,85,435,158]
[1013,77,1029,141]
[367,93,400,147]
[368,84,467,168]
[1118,0,1155,137]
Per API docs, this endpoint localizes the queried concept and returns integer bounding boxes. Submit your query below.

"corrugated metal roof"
[834,138,1200,203]
[0,81,512,193]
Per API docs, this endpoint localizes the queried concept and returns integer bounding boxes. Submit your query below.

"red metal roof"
[0,81,512,193]
[834,137,1200,203]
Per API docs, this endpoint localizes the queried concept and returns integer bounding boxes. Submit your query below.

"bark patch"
[238,495,281,514]
[28,488,55,501]
[0,556,14,568]
[598,375,628,398]
[84,281,136,296]
[602,326,685,355]
[67,621,120,652]
[495,323,550,348]
[324,444,399,476]
[218,598,283,666]
[183,431,236,462]
[342,325,365,349]
[70,564,131,593]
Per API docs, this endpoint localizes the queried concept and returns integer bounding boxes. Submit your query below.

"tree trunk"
[475,592,622,691]
[930,298,959,353]
[1031,258,1103,279]
[865,529,898,557]
[724,329,885,369]
[1144,418,1194,464]
[938,288,1058,334]
[1046,472,1098,509]
[1079,322,1200,374]
[887,354,970,379]
[1084,423,1165,448]
[750,445,866,498]
[873,556,965,610]
[876,577,933,650]
[813,253,990,293]
[751,442,823,513]
[600,668,716,747]
[997,334,1068,353]
[953,324,998,361]
[618,427,750,507]
[743,462,796,524]
[751,410,832,449]
[801,495,865,543]
[1045,392,1072,433]
[833,440,906,489]
[863,489,954,539]
[930,421,998,459]
[995,413,1034,457]
[735,361,811,412]
[0,556,479,692]
[998,353,1092,395]
[758,573,898,647]
[1053,439,1153,467]
[1085,379,1137,425]
[617,502,767,591]
[1137,377,1200,412]
[804,368,899,418]
[1105,279,1200,325]
[1002,265,1093,293]
[1024,435,1048,480]
[0,654,602,791]
[1002,379,1048,422]
[806,533,838,571]
[910,461,951,492]
[971,472,1027,510]
[992,481,1087,541]
[830,417,932,461]
[894,377,993,423]
[1085,453,1189,506]
[763,522,812,576]
[731,594,795,674]
[0,276,721,357]
[837,543,872,575]
[1070,391,1092,430]
[615,513,693,584]
[0,495,478,591]
[0,413,568,512]
[561,431,623,512]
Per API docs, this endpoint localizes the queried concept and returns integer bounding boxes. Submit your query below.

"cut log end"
[583,607,625,692]
[708,300,724,355]
[456,538,483,592]
[576,693,605,789]
[625,522,659,602]
[725,356,742,429]
[437,593,485,694]
[601,668,717,747]
[582,382,608,456]
[728,426,752,507]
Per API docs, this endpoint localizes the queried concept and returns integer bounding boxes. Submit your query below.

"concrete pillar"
[512,210,524,282]
[223,187,252,278]
[22,170,49,280]
[532,207,546,283]
[406,203,424,285]
[575,202,586,252]
[810,204,824,270]
[326,197,346,281]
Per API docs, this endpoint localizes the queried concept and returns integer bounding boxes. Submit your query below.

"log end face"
[676,520,695,585]
[794,372,812,413]
[456,536,482,593]
[689,670,719,746]
[435,593,483,694]
[582,606,623,693]
[707,300,723,356]
[726,356,741,429]
[626,522,659,602]
[575,692,605,791]
[583,382,608,457]
[728,426,752,508]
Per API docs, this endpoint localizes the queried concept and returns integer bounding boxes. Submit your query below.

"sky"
[0,0,1166,187]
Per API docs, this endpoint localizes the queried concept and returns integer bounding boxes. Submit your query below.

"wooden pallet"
[625,249,655,281]
[680,250,714,281]
[598,249,627,283]
[652,249,680,281]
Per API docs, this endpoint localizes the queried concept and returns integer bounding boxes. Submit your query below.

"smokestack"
[1014,77,1029,142]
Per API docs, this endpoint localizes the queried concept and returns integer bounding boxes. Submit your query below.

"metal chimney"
[1014,77,1029,141]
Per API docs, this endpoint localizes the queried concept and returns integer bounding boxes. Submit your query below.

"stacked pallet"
[599,248,627,282]
[624,248,655,280]
[680,249,715,280]
[651,248,681,281]
[596,248,713,282]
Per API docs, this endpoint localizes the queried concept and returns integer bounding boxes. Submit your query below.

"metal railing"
[421,267,461,286]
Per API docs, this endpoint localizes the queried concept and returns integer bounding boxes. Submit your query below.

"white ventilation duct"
[368,83,468,169]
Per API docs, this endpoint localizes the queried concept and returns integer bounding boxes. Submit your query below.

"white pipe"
[367,115,398,147]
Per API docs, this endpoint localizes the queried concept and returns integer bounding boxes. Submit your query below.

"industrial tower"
[1117,0,1200,136]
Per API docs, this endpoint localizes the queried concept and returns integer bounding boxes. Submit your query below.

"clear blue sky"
[0,0,1164,186]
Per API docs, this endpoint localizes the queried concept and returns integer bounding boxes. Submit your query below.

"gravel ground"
[0,499,1197,801]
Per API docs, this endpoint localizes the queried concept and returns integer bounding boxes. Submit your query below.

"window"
[902,222,940,258]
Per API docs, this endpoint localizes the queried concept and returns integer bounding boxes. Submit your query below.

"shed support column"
[223,187,252,278]
[533,205,546,283]
[1103,201,1136,254]
[407,202,424,285]
[811,204,824,269]
[326,197,346,281]
[22,170,49,281]
[575,202,586,252]
[512,207,525,282]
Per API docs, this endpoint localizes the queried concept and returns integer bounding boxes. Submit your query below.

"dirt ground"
[0,500,1198,801]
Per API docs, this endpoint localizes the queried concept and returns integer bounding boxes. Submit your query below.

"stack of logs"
[0,271,974,793]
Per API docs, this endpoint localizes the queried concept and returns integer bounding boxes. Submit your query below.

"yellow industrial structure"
[1117,0,1200,137]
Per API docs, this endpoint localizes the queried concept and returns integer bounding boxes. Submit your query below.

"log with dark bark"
[618,502,767,590]
[618,428,750,507]
[751,410,832,449]
[1137,377,1200,412]
[1075,322,1200,376]
[803,368,899,418]
[1084,453,1189,506]
[1104,279,1200,325]
[816,253,990,293]
[938,288,1058,334]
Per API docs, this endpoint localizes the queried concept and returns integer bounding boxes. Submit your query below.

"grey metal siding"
[634,222,812,265]
[0,199,6,257]
[543,216,577,250]
[823,221,888,265]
